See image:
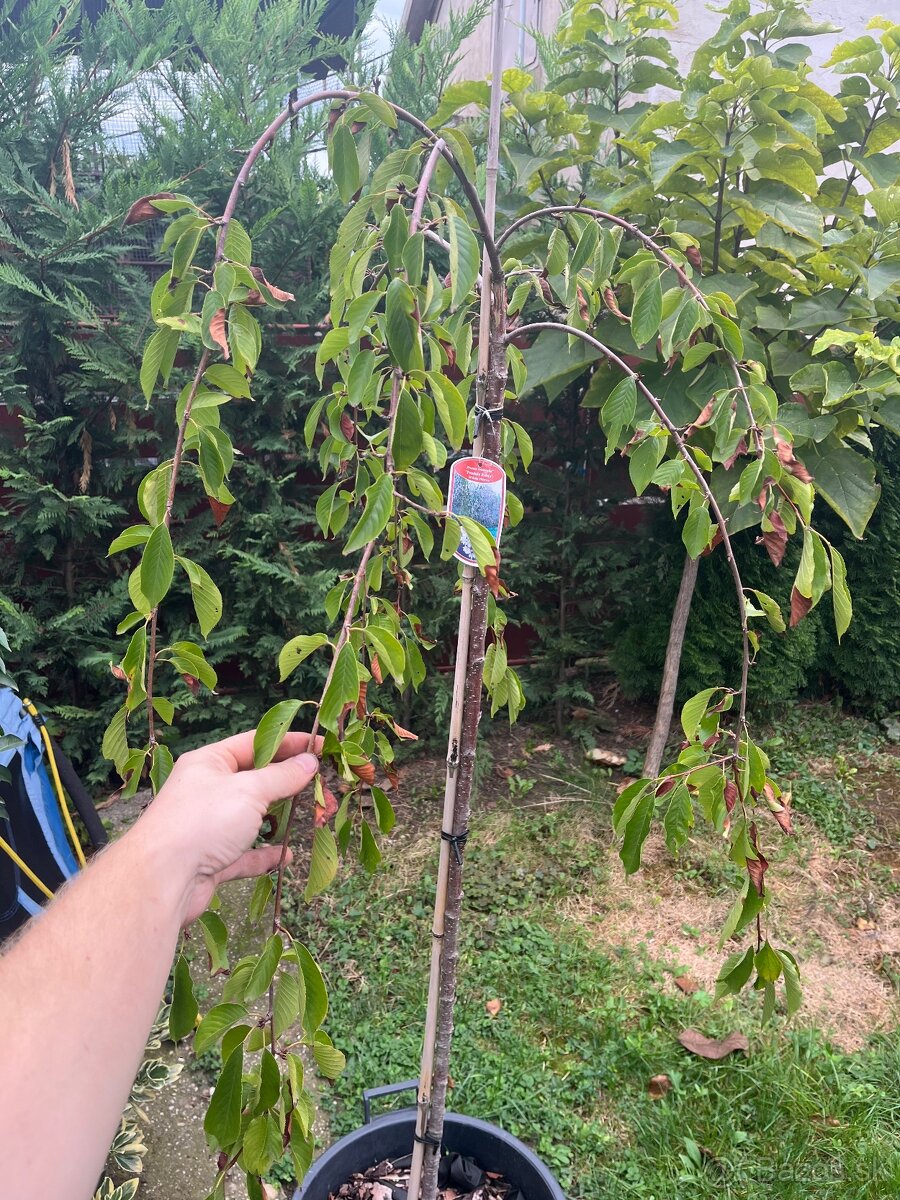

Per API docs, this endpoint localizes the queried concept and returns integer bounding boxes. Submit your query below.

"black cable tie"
[473,404,504,430]
[413,1131,443,1148]
[441,828,469,865]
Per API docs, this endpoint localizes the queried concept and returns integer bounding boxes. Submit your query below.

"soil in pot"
[331,1150,525,1200]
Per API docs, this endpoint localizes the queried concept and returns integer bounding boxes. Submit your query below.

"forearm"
[0,822,192,1200]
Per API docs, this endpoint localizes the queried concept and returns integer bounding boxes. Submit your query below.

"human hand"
[137,730,321,924]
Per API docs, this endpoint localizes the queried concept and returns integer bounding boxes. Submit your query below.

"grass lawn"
[283,704,900,1199]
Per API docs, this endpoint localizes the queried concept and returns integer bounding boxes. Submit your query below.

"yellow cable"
[0,834,54,901]
[22,698,87,869]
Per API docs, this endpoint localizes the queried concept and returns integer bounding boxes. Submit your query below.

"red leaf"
[694,399,715,428]
[124,192,177,225]
[764,782,793,836]
[685,245,703,273]
[340,412,355,442]
[356,680,368,721]
[747,822,769,896]
[648,1073,673,1098]
[485,998,502,1017]
[577,285,590,323]
[759,510,787,568]
[208,497,232,527]
[350,761,376,785]
[724,779,738,813]
[656,777,676,797]
[678,1028,749,1059]
[314,783,339,828]
[109,661,127,681]
[209,309,230,359]
[370,653,383,685]
[790,587,812,627]
[723,437,748,472]
[674,974,700,994]
[249,266,295,304]
[181,673,201,696]
[775,438,813,484]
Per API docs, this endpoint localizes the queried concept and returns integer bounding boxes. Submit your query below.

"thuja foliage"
[100,17,898,1173]
[0,0,352,777]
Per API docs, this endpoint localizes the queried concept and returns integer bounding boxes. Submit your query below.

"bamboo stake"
[408,3,508,1196]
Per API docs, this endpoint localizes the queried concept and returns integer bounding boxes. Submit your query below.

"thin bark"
[644,553,700,778]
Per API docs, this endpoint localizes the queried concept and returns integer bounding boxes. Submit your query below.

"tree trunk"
[643,552,699,778]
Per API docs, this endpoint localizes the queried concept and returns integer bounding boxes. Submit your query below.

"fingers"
[199,729,323,773]
[216,844,292,886]
[246,750,320,808]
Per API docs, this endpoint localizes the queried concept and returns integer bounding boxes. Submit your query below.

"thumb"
[250,752,319,807]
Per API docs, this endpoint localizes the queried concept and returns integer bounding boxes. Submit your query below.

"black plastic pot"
[295,1091,565,1200]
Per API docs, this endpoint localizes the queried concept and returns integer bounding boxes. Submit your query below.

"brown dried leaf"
[533,742,553,753]
[356,680,368,721]
[685,245,703,273]
[249,265,295,304]
[678,1028,749,1059]
[790,586,812,627]
[370,653,383,685]
[350,761,376,786]
[759,509,787,568]
[775,438,813,484]
[485,998,502,1017]
[724,779,738,813]
[746,826,769,897]
[208,497,232,527]
[124,192,177,225]
[603,286,627,320]
[109,661,127,682]
[648,1073,672,1099]
[209,309,230,359]
[340,412,356,442]
[723,436,748,472]
[674,974,700,994]
[181,673,201,696]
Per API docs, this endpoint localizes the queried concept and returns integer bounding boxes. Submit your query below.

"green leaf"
[318,642,359,732]
[141,328,179,402]
[384,278,422,372]
[359,819,382,873]
[620,792,654,875]
[682,505,714,558]
[194,1003,248,1057]
[253,700,302,768]
[750,590,786,633]
[149,743,174,792]
[711,311,744,359]
[243,1114,282,1176]
[223,219,252,265]
[312,1030,346,1079]
[457,516,496,572]
[204,363,252,399]
[778,949,803,1015]
[294,941,328,1035]
[344,473,394,554]
[663,783,693,854]
[830,544,852,641]
[102,705,129,771]
[680,341,718,372]
[249,874,274,922]
[631,271,663,346]
[365,626,405,684]
[509,420,533,469]
[681,687,718,740]
[359,90,397,128]
[203,1044,243,1147]
[371,785,395,834]
[305,825,339,901]
[138,462,174,526]
[330,123,361,203]
[108,525,152,555]
[278,633,330,682]
[383,202,409,271]
[803,444,881,538]
[177,557,223,637]
[430,374,467,450]
[600,376,637,460]
[139,525,174,610]
[257,1047,281,1112]
[245,935,284,1001]
[169,954,197,1041]
[274,971,301,1039]
[290,1121,315,1183]
[629,436,665,495]
[446,210,480,309]
[198,910,229,973]
[391,389,423,470]
[715,946,755,998]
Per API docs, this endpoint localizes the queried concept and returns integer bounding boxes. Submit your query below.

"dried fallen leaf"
[648,1074,672,1099]
[678,1028,749,1059]
[674,974,700,994]
[533,742,553,753]
[585,747,627,767]
[485,998,502,1017]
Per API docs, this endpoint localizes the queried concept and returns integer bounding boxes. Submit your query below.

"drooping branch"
[510,320,751,754]
[498,203,762,455]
